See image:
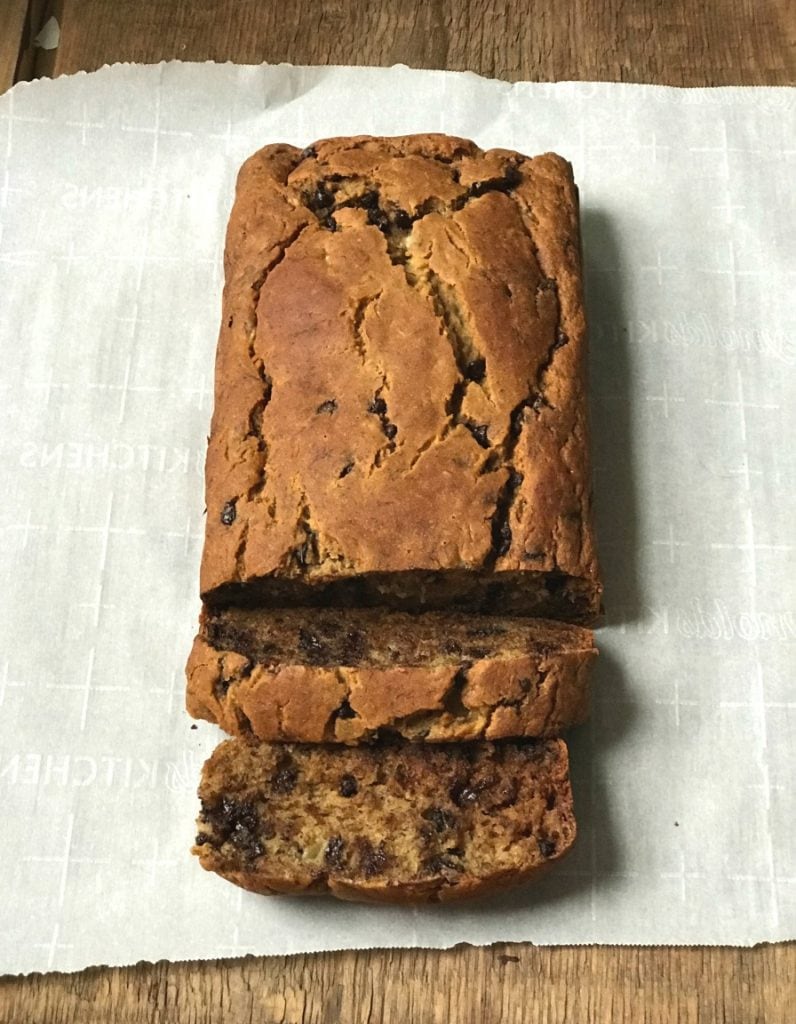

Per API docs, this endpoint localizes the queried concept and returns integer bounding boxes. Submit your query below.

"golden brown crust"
[185,608,596,743]
[197,856,561,904]
[193,737,575,904]
[199,134,601,621]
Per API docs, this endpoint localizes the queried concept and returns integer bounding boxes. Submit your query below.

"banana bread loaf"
[186,607,596,742]
[200,134,601,622]
[194,736,575,902]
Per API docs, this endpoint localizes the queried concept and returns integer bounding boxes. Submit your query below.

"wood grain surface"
[1,943,794,1024]
[1,1,794,1021]
[11,0,796,86]
[0,0,30,92]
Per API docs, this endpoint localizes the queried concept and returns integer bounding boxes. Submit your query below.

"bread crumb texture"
[194,737,575,902]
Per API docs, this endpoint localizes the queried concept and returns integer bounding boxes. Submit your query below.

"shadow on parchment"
[582,206,643,630]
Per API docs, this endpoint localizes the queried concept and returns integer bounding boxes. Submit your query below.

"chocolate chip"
[422,806,457,833]
[504,165,523,189]
[298,627,329,663]
[234,834,263,858]
[325,835,346,869]
[272,757,298,794]
[464,357,486,383]
[310,184,333,211]
[467,423,490,448]
[383,422,398,440]
[333,698,358,721]
[530,392,545,412]
[195,832,212,846]
[537,837,557,858]
[523,549,545,561]
[450,781,480,807]
[368,397,387,415]
[339,774,358,797]
[300,146,317,160]
[367,206,390,232]
[203,797,264,859]
[494,520,512,558]
[393,209,413,230]
[316,398,337,414]
[554,329,568,349]
[220,500,236,526]
[357,838,389,877]
[339,462,355,478]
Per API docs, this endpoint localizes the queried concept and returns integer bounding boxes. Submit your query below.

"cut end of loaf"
[193,738,575,903]
[203,569,602,625]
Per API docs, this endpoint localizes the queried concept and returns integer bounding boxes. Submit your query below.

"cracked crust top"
[200,134,601,620]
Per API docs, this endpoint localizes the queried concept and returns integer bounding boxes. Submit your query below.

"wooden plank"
[0,0,29,92]
[1,943,794,1023]
[48,0,795,86]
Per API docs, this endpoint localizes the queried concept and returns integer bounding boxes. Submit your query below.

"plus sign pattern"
[0,64,793,973]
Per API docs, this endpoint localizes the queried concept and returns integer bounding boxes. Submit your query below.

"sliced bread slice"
[186,607,596,743]
[194,737,575,903]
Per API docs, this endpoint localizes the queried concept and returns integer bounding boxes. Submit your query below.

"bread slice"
[194,737,575,903]
[186,607,596,743]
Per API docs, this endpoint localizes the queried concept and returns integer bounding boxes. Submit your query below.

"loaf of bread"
[186,607,596,742]
[189,134,601,905]
[200,134,601,623]
[194,736,575,902]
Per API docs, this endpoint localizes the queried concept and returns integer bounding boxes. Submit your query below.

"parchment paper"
[0,62,793,974]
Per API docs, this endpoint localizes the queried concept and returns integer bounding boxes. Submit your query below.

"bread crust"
[186,610,596,743]
[199,134,601,621]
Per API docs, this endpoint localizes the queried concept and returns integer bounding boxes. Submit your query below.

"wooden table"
[1,2,793,1021]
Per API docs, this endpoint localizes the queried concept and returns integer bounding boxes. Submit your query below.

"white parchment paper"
[0,63,793,974]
